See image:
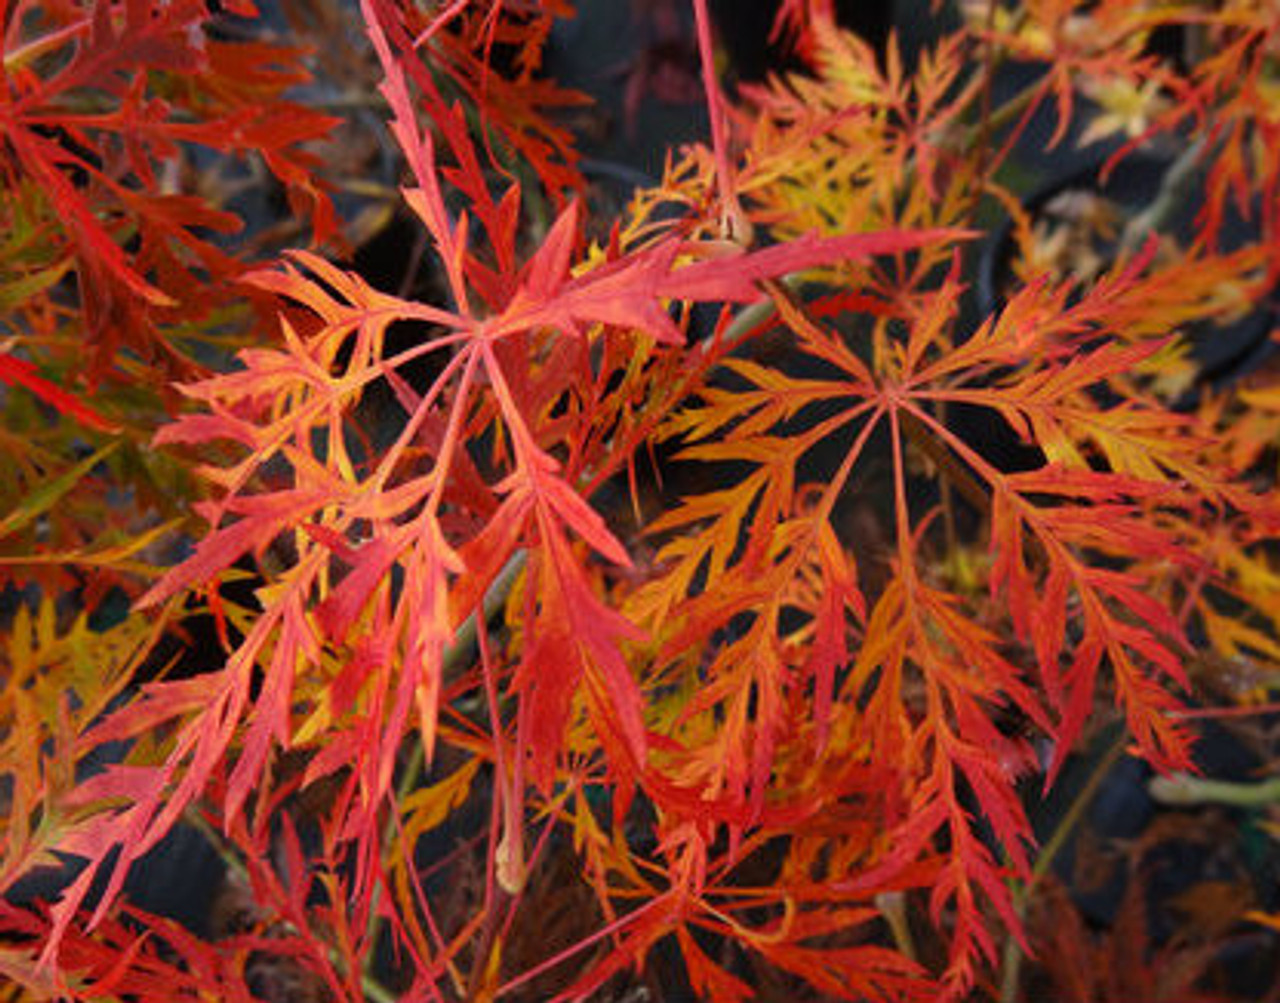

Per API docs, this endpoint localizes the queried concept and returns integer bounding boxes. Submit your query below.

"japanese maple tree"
[2,0,1279,1000]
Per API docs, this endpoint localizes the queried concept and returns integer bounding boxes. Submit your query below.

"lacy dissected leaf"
[0,595,159,908]
[0,422,167,598]
[385,0,587,205]
[0,899,259,1002]
[625,161,1261,990]
[742,22,981,249]
[0,0,339,382]
[544,764,935,1002]
[965,0,1187,150]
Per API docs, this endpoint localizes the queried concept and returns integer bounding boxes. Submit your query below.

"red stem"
[690,0,751,243]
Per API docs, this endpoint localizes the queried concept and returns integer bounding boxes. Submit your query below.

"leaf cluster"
[2,1,1280,1000]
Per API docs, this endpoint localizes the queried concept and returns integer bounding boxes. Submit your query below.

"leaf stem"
[691,0,752,245]
[1150,772,1280,807]
[1119,136,1208,255]
[998,732,1126,1003]
[2,20,87,74]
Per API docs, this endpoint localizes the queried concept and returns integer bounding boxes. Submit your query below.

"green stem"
[188,807,398,1002]
[876,891,918,964]
[363,550,525,989]
[361,972,399,1003]
[1119,136,1208,255]
[3,21,87,74]
[999,733,1126,1003]
[1150,772,1280,808]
